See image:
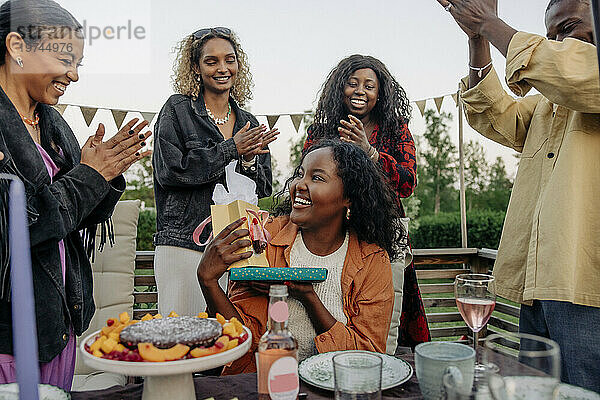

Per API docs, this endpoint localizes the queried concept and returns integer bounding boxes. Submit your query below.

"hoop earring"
[346,208,351,220]
[16,57,24,68]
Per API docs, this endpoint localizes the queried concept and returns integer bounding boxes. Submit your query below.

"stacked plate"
[298,350,413,391]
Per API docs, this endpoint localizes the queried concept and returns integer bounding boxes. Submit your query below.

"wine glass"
[454,273,496,376]
[483,332,561,400]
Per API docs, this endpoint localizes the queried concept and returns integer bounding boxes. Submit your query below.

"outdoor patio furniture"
[71,200,141,391]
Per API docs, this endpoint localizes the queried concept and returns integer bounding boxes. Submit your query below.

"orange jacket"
[224,216,394,374]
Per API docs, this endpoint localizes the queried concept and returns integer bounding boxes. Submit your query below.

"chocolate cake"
[120,316,222,349]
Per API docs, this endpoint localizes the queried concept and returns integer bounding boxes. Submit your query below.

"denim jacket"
[0,87,124,362]
[153,93,272,251]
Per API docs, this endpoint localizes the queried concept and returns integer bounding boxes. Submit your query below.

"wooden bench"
[133,247,519,342]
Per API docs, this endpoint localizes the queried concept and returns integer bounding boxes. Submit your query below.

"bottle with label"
[257,284,299,400]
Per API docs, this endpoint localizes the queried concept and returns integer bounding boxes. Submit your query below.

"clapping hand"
[436,0,498,39]
[234,122,279,161]
[81,118,152,181]
[338,115,371,153]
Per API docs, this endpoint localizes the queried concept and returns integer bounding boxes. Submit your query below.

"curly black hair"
[271,139,404,260]
[309,54,412,150]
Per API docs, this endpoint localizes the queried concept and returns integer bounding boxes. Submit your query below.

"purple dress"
[0,143,76,390]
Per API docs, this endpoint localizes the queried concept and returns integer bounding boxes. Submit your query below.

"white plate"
[558,383,600,400]
[493,377,600,400]
[298,350,413,391]
[0,383,69,400]
[79,324,252,376]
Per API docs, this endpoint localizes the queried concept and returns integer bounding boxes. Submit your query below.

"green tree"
[479,156,512,211]
[270,156,284,193]
[464,140,489,211]
[121,155,155,208]
[417,109,457,215]
[288,110,313,169]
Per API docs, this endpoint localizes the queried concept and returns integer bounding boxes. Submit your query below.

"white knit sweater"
[288,231,349,361]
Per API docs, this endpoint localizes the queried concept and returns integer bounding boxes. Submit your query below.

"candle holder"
[1,174,40,400]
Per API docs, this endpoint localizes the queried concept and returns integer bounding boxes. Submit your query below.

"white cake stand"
[80,325,252,400]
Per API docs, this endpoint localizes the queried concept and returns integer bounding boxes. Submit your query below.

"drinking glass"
[454,273,496,375]
[483,332,561,400]
[333,351,382,400]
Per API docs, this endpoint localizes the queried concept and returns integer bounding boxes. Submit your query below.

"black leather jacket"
[152,93,272,251]
[0,88,124,362]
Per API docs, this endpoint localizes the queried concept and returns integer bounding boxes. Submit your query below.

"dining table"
[70,353,424,400]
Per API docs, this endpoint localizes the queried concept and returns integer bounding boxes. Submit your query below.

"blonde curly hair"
[171,29,253,107]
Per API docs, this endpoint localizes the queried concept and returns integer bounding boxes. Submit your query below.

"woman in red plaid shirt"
[303,54,429,350]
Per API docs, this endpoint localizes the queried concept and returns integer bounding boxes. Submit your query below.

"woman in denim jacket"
[153,28,278,316]
[0,0,150,389]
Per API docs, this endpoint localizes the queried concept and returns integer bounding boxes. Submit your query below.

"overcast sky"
[52,0,551,178]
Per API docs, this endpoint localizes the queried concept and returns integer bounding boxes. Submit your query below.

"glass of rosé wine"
[454,273,496,375]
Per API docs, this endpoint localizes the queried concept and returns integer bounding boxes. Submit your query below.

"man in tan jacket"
[437,0,599,392]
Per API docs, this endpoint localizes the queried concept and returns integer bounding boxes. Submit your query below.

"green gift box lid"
[228,267,328,282]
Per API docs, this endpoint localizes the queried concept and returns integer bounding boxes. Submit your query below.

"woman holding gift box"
[197,140,402,370]
[303,55,429,352]
[153,27,279,317]
[0,0,151,389]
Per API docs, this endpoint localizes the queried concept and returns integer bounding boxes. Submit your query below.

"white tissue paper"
[212,160,258,206]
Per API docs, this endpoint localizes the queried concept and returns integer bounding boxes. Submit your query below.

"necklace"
[205,103,231,125]
[20,112,40,128]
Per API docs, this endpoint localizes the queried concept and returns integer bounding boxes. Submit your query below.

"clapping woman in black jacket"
[0,0,150,390]
[152,28,278,317]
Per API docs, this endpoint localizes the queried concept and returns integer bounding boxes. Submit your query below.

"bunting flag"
[415,100,427,117]
[53,104,67,115]
[266,115,280,130]
[141,112,157,124]
[111,110,128,128]
[57,92,462,130]
[290,114,304,133]
[80,106,98,127]
[434,96,444,113]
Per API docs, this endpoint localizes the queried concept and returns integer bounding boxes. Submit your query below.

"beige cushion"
[72,200,140,390]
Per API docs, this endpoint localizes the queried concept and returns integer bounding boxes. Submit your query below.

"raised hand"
[196,218,252,287]
[81,118,152,181]
[338,115,371,153]
[436,0,498,38]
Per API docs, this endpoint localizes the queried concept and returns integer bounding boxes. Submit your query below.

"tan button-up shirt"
[460,32,600,307]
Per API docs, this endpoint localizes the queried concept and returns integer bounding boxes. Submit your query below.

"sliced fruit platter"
[84,311,250,363]
[80,312,252,400]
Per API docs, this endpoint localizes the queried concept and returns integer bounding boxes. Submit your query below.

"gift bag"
[192,161,270,268]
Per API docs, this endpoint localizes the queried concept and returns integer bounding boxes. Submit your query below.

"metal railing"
[133,248,519,341]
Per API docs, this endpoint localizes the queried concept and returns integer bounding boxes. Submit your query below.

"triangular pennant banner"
[434,96,444,112]
[416,100,427,117]
[290,114,304,133]
[111,109,128,128]
[80,106,98,127]
[266,115,280,130]
[141,112,156,124]
[451,93,458,106]
[53,104,67,115]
